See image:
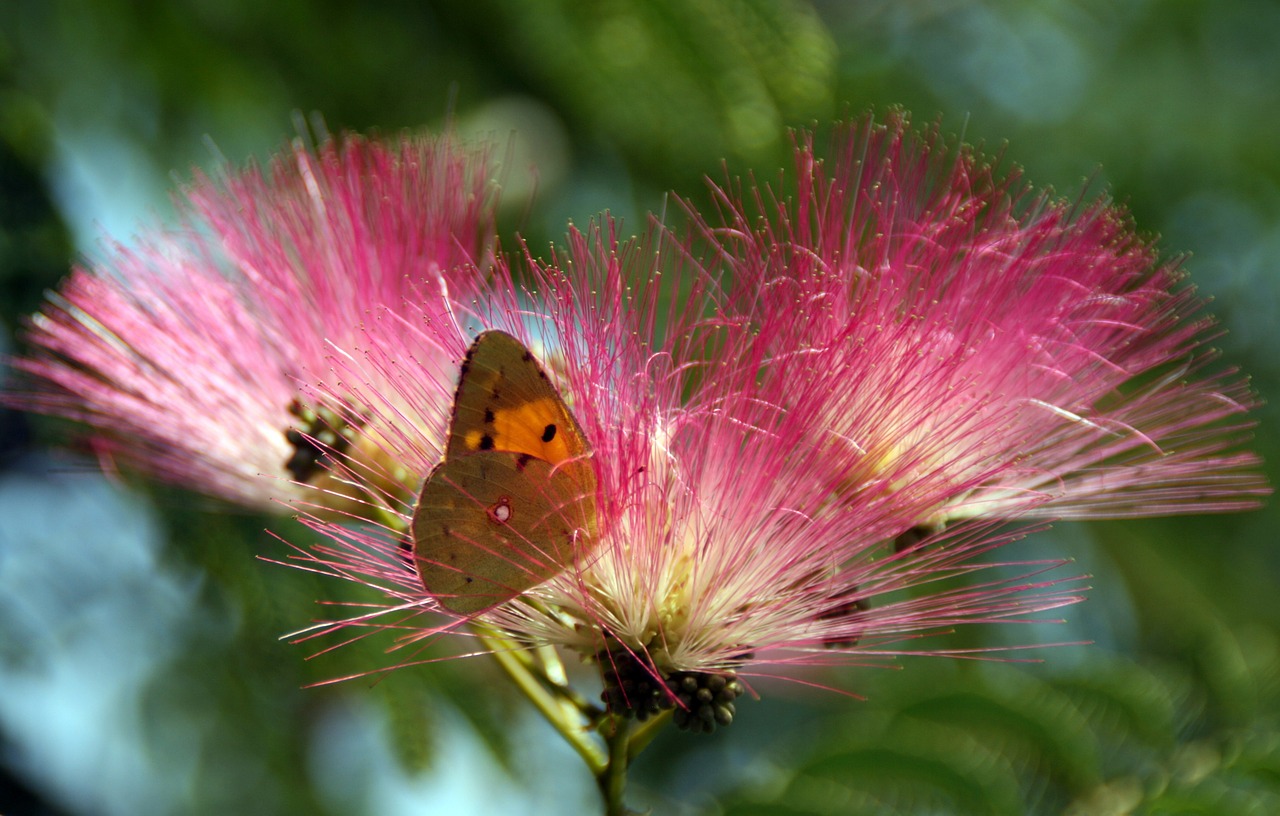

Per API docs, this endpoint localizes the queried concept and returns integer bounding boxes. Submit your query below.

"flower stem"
[477,624,654,814]
[477,628,608,774]
[598,715,633,816]
[626,710,670,762]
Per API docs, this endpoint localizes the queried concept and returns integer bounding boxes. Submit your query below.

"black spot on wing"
[542,424,557,443]
[479,434,495,451]
[515,453,533,471]
[484,408,496,424]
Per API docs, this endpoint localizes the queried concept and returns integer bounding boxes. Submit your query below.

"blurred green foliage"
[1,0,1277,814]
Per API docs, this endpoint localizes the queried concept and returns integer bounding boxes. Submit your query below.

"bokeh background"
[2,1,1278,814]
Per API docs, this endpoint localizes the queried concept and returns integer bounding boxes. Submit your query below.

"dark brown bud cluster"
[599,645,671,722]
[283,399,359,482]
[665,671,744,734]
[598,643,745,734]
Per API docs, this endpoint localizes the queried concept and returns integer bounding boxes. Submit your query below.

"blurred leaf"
[437,0,836,183]
[717,635,1280,815]
[377,675,438,773]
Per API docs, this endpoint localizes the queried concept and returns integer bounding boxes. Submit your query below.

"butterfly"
[411,330,598,615]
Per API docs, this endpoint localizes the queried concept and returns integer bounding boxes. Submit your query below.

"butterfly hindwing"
[413,451,597,615]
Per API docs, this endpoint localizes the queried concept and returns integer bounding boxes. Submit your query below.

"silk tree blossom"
[293,120,1264,750]
[690,112,1267,531]
[4,115,1260,815]
[293,218,1086,735]
[7,132,496,513]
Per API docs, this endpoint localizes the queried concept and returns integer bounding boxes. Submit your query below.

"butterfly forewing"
[413,451,598,615]
[446,330,589,464]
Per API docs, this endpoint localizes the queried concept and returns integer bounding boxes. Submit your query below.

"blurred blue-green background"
[2,1,1277,813]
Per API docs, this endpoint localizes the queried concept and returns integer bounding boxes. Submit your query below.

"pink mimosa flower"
[691,113,1267,530]
[295,117,1265,739]
[7,132,496,513]
[294,218,1087,733]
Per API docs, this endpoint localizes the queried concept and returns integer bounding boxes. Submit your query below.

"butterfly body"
[412,331,597,615]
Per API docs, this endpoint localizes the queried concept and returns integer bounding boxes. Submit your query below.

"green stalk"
[477,628,608,774]
[626,710,670,762]
[598,716,634,816]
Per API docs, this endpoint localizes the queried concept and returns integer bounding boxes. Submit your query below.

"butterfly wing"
[413,450,598,615]
[446,330,590,465]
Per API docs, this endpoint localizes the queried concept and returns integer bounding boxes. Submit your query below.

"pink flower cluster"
[10,133,495,513]
[5,113,1267,708]
[697,119,1262,525]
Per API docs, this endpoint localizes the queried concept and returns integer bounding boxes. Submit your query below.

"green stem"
[626,710,670,762]
[598,716,633,816]
[471,612,657,815]
[477,628,608,774]
[533,643,604,717]
[536,643,569,686]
